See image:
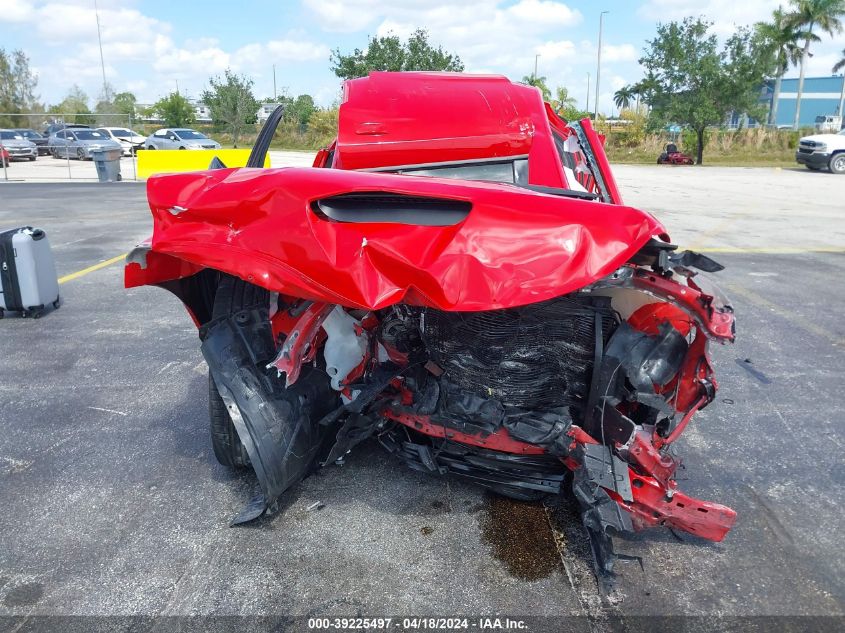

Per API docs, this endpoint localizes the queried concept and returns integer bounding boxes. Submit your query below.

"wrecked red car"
[126,72,736,579]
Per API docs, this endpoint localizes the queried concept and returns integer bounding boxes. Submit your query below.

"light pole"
[594,10,609,120]
[533,54,540,82]
[586,71,591,112]
[94,0,108,100]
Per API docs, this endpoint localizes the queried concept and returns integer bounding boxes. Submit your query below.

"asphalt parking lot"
[0,165,843,631]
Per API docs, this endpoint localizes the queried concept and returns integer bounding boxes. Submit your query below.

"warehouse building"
[765,75,845,128]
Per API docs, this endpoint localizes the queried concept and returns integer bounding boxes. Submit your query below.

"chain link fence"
[0,112,144,182]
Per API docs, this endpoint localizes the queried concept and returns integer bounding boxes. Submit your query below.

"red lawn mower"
[657,143,695,165]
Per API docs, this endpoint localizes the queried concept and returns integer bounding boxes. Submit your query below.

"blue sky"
[2,0,842,115]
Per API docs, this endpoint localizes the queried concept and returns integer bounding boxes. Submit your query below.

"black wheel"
[829,153,845,175]
[147,145,155,150]
[208,373,251,468]
[207,275,271,468]
[52,298,61,309]
[179,146,186,150]
[76,148,85,160]
[29,156,36,161]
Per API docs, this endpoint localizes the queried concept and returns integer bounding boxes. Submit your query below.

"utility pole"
[586,72,591,112]
[94,0,108,100]
[175,79,180,95]
[594,10,608,120]
[533,54,540,82]
[273,64,277,101]
[838,73,845,122]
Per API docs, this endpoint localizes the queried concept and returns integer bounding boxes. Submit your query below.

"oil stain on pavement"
[481,493,560,581]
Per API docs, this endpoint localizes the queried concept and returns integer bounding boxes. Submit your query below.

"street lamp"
[594,10,609,120]
[586,71,591,112]
[533,54,540,82]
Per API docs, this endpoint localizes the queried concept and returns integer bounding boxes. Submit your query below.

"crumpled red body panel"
[127,166,664,311]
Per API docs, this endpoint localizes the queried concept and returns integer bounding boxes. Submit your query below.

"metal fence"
[0,112,141,182]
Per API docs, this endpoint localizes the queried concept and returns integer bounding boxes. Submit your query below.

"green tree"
[521,74,551,101]
[786,0,845,128]
[330,29,463,80]
[756,7,810,126]
[154,92,195,128]
[308,107,339,145]
[613,85,635,111]
[201,69,259,148]
[113,92,138,117]
[48,85,94,124]
[552,86,577,112]
[0,48,40,126]
[640,17,775,164]
[284,94,316,127]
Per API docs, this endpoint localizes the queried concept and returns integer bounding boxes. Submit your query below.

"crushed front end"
[126,72,737,580]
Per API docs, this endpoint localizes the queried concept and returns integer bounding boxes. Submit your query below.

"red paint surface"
[126,166,663,311]
[382,407,546,455]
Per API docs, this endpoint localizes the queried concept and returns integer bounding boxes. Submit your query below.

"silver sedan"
[143,128,221,150]
[0,129,38,161]
[49,128,123,160]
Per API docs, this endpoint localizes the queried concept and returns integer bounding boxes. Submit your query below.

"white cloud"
[506,0,581,26]
[637,0,776,36]
[4,1,331,104]
[0,0,36,22]
[602,44,638,63]
[267,39,331,61]
[536,40,577,62]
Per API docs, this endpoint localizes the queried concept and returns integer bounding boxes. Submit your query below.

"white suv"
[796,129,845,174]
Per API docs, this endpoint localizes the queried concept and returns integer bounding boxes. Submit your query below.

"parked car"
[42,122,90,138]
[796,129,845,174]
[657,143,694,165]
[15,129,50,155]
[143,128,221,150]
[0,129,37,161]
[48,128,122,160]
[95,127,146,156]
[0,146,9,168]
[127,72,738,581]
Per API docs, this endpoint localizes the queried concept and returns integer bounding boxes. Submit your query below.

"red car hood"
[127,166,665,311]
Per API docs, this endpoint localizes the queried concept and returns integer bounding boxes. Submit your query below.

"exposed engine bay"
[126,72,738,582]
[191,242,736,580]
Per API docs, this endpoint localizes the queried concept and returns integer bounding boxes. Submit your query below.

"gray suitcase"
[0,226,60,318]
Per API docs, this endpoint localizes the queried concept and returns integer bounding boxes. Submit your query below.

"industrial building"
[765,75,845,128]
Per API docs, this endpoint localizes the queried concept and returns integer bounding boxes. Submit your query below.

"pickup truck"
[796,129,845,174]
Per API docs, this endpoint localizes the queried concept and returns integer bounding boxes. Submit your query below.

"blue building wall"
[772,76,844,127]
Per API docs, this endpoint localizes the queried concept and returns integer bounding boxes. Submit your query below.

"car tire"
[179,146,186,150]
[207,275,272,469]
[76,148,85,161]
[29,156,36,161]
[829,153,845,175]
[147,145,155,150]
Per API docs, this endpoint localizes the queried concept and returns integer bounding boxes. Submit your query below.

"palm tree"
[521,74,551,101]
[552,86,577,114]
[755,6,806,125]
[787,0,845,129]
[834,48,845,120]
[613,85,635,111]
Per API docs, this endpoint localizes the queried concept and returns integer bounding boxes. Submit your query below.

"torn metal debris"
[126,71,738,582]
